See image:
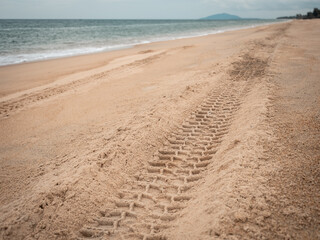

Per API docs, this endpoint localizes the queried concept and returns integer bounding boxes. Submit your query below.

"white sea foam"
[0,45,132,66]
[0,19,286,66]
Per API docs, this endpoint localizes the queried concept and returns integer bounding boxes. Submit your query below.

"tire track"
[59,30,283,239]
[75,38,275,239]
[77,80,247,240]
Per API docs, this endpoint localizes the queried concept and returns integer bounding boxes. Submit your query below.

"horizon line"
[0,18,276,20]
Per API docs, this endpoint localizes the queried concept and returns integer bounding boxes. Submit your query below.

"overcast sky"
[0,0,318,19]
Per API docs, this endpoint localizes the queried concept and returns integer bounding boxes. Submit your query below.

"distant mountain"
[201,13,242,20]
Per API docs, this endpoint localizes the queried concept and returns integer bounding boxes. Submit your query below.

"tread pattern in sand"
[77,81,245,240]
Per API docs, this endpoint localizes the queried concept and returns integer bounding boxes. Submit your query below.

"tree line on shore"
[277,8,320,19]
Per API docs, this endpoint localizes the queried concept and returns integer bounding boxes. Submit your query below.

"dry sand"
[0,20,319,240]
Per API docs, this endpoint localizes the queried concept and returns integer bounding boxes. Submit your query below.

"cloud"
[0,0,318,19]
[202,0,319,11]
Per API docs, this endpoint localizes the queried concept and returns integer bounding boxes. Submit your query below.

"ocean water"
[0,19,283,66]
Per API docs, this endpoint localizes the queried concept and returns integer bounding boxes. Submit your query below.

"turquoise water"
[0,19,283,66]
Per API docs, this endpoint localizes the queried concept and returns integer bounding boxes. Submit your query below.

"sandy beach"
[0,20,319,240]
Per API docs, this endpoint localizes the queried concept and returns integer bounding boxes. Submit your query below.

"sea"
[0,19,284,66]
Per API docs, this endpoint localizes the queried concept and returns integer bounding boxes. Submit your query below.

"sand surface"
[0,20,319,240]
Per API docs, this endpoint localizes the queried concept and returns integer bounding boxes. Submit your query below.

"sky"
[0,0,318,19]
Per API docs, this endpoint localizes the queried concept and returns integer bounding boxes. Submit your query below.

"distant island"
[277,8,319,19]
[201,13,242,20]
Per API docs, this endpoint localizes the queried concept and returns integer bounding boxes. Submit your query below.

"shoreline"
[0,20,288,98]
[0,19,286,68]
